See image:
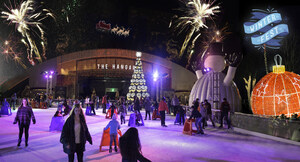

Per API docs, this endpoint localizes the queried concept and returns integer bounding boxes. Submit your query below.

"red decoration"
[251,71,300,117]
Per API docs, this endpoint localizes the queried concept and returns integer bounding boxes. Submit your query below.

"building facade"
[27,49,196,102]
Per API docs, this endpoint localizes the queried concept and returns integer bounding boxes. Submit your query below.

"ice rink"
[1,108,300,162]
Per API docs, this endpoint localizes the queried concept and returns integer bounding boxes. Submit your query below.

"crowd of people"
[3,92,234,162]
[189,97,232,134]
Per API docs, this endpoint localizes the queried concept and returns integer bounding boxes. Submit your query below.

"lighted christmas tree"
[127,52,149,101]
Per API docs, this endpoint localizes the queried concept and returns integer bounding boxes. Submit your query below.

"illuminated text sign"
[243,9,289,49]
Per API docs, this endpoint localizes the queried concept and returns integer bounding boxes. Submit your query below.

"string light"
[127,52,150,100]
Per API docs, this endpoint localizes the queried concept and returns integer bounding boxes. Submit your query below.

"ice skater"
[119,101,126,124]
[63,102,72,116]
[158,97,169,127]
[119,127,151,162]
[144,97,151,120]
[134,96,141,113]
[200,102,207,129]
[204,99,215,127]
[188,106,204,134]
[102,95,107,113]
[135,110,143,126]
[178,106,185,125]
[13,98,36,147]
[104,114,120,153]
[219,98,231,129]
[11,93,17,110]
[109,102,117,119]
[60,104,92,162]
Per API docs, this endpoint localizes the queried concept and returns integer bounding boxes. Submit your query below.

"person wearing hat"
[158,97,169,127]
[104,114,120,153]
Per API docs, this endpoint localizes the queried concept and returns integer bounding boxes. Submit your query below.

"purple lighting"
[153,71,158,82]
[43,70,55,79]
[204,68,211,72]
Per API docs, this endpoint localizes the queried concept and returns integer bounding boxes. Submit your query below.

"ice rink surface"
[1,108,300,162]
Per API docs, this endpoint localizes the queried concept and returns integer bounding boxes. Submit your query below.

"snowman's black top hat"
[194,42,225,72]
[203,42,224,57]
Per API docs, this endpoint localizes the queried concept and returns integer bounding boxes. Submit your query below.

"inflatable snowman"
[189,42,242,112]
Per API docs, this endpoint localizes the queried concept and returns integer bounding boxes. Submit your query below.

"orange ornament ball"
[251,66,300,117]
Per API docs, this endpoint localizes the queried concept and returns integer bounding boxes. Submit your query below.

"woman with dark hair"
[54,109,63,117]
[63,102,72,116]
[60,104,92,162]
[134,96,141,113]
[13,98,36,147]
[144,97,151,120]
[119,127,151,162]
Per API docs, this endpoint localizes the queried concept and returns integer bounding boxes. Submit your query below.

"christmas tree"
[127,52,149,101]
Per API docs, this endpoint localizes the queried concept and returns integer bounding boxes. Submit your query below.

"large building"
[13,49,197,102]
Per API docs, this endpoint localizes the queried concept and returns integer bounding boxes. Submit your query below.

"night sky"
[0,0,299,64]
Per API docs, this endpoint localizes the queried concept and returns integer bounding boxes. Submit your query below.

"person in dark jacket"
[119,101,126,124]
[193,98,200,110]
[90,94,96,115]
[219,98,231,129]
[134,96,141,113]
[110,102,116,119]
[204,99,215,127]
[13,98,36,147]
[144,97,151,120]
[11,93,17,110]
[63,103,72,116]
[60,104,92,162]
[178,106,185,125]
[102,95,108,113]
[119,127,151,162]
[188,106,204,134]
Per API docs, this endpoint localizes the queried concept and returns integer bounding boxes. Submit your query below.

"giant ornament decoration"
[251,55,300,116]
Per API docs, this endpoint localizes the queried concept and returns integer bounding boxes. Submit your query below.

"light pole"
[153,71,168,102]
[43,71,49,95]
[49,71,54,95]
[42,70,56,97]
[153,71,159,102]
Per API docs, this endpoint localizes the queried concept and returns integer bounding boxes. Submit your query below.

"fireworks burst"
[170,0,220,58]
[186,24,231,70]
[202,23,231,50]
[1,0,55,65]
[208,24,231,43]
[0,39,27,68]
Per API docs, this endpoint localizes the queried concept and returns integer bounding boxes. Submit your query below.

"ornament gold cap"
[273,54,285,73]
[273,65,285,73]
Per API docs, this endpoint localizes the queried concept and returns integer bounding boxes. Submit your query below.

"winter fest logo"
[243,8,289,49]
